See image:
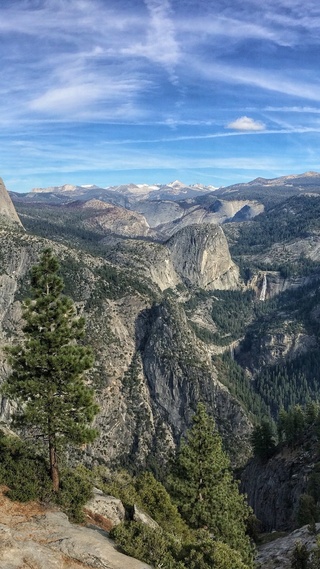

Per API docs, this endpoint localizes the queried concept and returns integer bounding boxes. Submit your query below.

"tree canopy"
[2,248,99,490]
[169,403,254,568]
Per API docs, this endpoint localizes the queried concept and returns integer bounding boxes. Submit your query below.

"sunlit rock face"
[0,178,23,227]
[166,224,239,290]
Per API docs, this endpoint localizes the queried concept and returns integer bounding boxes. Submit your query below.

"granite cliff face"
[0,178,23,227]
[241,439,318,531]
[166,224,239,290]
[101,224,240,293]
[256,523,320,569]
[73,199,154,238]
[139,300,250,461]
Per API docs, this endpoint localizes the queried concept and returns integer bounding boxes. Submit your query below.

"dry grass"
[0,486,94,569]
[84,509,113,532]
[0,485,47,526]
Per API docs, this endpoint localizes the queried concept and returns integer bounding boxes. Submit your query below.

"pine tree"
[251,420,276,460]
[2,249,99,491]
[169,403,254,568]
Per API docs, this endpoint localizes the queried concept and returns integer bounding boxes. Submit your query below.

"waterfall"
[259,273,267,301]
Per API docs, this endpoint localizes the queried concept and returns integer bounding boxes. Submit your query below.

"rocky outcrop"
[136,199,186,227]
[256,523,320,569]
[138,299,252,464]
[239,323,317,372]
[155,199,263,237]
[102,238,181,292]
[241,441,318,531]
[101,223,240,294]
[0,489,150,569]
[248,270,320,300]
[133,505,159,530]
[167,224,239,290]
[0,179,23,227]
[78,199,154,238]
[84,488,125,528]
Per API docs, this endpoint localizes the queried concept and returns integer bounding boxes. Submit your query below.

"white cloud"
[227,116,266,131]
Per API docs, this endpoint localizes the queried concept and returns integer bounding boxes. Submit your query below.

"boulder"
[85,488,125,529]
[133,504,159,530]
[256,523,320,569]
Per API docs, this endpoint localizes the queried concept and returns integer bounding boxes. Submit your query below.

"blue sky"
[2,0,320,192]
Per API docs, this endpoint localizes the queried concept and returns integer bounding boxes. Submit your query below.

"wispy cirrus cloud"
[265,106,320,113]
[176,15,297,48]
[192,60,320,102]
[2,0,320,191]
[0,0,184,126]
[121,0,180,84]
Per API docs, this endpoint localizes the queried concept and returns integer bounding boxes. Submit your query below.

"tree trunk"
[49,434,60,492]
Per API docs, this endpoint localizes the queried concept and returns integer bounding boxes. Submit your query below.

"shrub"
[110,521,183,569]
[291,541,310,569]
[179,530,249,569]
[135,472,189,537]
[0,433,52,502]
[297,494,318,527]
[0,433,93,521]
[56,465,93,522]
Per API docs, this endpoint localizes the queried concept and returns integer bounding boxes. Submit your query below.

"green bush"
[101,468,140,509]
[179,531,249,569]
[110,522,183,569]
[291,541,310,569]
[297,494,318,527]
[0,433,93,521]
[0,433,52,502]
[134,472,189,537]
[101,469,189,538]
[56,465,93,522]
[111,523,251,569]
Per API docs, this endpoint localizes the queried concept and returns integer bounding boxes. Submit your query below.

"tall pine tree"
[2,249,98,491]
[169,403,254,568]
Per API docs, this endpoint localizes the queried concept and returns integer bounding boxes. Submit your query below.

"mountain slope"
[0,225,252,468]
[215,171,320,208]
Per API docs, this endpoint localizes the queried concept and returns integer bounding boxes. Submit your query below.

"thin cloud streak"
[194,61,320,102]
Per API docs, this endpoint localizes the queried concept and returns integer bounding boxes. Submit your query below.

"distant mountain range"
[213,171,320,207]
[10,171,320,208]
[10,172,320,240]
[11,180,216,206]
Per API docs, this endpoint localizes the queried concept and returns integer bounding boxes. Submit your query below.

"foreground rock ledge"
[256,523,320,569]
[0,494,151,569]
